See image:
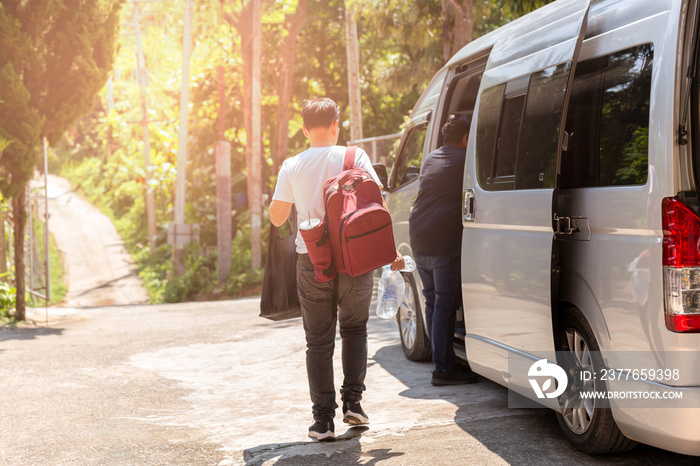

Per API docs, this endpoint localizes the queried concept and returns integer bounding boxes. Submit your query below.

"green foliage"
[46,228,68,306]
[160,216,267,302]
[344,0,556,141]
[0,0,123,198]
[0,134,10,153]
[26,214,68,307]
[0,275,17,323]
[63,148,267,303]
[0,0,123,320]
[162,244,216,303]
[615,126,649,186]
[139,225,266,304]
[51,0,559,305]
[223,233,265,296]
[0,5,43,197]
[131,242,171,303]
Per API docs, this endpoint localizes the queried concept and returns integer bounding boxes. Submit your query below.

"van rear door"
[461,0,589,389]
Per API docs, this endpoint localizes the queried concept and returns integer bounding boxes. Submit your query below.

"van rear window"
[562,44,653,188]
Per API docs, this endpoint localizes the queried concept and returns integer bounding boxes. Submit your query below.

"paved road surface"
[2,176,697,465]
[2,299,697,465]
[37,175,149,309]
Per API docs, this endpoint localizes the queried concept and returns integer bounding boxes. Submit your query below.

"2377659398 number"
[598,368,680,381]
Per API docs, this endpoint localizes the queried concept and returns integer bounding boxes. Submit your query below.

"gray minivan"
[378,0,700,456]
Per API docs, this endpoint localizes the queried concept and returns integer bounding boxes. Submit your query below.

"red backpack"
[323,146,397,277]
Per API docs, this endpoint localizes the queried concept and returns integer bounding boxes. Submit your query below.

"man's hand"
[390,252,405,271]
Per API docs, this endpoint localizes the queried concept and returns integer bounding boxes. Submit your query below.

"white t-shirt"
[272,145,381,253]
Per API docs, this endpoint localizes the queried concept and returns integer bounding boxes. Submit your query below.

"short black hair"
[441,114,471,145]
[301,97,340,130]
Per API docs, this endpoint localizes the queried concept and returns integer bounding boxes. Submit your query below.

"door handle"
[464,188,476,222]
[554,214,591,241]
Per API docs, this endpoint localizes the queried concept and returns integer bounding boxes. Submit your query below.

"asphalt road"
[2,176,697,465]
[1,298,698,465]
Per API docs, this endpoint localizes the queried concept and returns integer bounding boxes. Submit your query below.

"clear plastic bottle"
[376,266,406,319]
[400,255,416,273]
[376,256,415,319]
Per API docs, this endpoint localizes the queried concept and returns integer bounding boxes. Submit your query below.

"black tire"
[396,273,431,362]
[555,307,637,454]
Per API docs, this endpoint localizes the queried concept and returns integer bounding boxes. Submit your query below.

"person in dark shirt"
[409,114,478,386]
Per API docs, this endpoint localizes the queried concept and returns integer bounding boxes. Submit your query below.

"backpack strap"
[343,146,357,171]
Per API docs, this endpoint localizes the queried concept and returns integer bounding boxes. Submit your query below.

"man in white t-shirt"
[270,97,403,441]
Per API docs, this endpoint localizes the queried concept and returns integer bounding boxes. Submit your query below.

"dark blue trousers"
[415,254,461,373]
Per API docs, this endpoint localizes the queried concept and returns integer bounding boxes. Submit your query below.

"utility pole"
[250,0,262,270]
[131,1,157,254]
[173,0,193,275]
[345,3,363,142]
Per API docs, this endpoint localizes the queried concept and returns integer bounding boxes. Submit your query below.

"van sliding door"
[461,0,589,388]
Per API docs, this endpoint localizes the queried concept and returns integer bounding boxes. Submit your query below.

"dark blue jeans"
[296,254,373,420]
[415,254,461,373]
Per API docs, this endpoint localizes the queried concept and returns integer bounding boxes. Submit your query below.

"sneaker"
[308,417,335,442]
[342,400,369,425]
[431,368,479,386]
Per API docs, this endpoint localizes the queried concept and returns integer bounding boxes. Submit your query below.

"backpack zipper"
[345,221,391,241]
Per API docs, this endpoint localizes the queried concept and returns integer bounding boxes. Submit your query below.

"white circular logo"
[528,359,568,399]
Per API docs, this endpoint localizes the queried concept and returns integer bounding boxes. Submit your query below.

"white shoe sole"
[343,410,369,425]
[308,430,335,441]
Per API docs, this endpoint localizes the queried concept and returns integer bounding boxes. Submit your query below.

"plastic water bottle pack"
[376,256,416,319]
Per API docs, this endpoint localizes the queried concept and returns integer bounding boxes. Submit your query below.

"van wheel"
[396,273,431,362]
[555,307,637,454]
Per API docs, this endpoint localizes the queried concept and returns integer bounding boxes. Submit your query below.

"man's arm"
[380,197,406,271]
[269,200,293,227]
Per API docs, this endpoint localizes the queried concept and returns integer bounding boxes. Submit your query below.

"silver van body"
[384,0,700,455]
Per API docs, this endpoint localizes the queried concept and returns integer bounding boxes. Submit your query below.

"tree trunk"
[272,0,308,175]
[250,0,262,270]
[451,0,473,56]
[226,3,262,268]
[345,5,363,143]
[225,3,254,200]
[12,188,26,321]
[442,0,473,61]
[227,4,253,200]
[242,39,252,186]
[442,0,454,62]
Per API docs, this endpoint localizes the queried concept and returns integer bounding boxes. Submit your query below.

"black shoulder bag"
[260,209,301,321]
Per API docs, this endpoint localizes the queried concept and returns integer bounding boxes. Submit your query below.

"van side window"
[517,63,572,189]
[492,93,525,190]
[562,44,653,188]
[391,124,427,188]
[476,84,505,189]
[476,62,573,191]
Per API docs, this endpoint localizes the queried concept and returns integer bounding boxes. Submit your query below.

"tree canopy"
[0,0,123,320]
[1,0,122,197]
[9,0,555,306]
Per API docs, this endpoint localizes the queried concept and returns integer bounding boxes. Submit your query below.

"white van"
[378,0,700,456]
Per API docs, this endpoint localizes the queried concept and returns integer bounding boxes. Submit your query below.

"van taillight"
[662,197,700,333]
